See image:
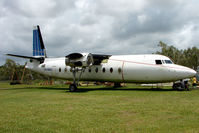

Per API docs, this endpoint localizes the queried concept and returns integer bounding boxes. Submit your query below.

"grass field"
[0,82,199,133]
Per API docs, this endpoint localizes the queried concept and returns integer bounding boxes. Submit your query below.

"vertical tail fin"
[33,25,47,57]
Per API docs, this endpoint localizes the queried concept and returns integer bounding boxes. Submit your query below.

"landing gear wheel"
[172,84,178,90]
[69,84,77,92]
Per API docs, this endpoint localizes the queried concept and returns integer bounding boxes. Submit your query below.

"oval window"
[102,68,106,73]
[118,68,122,74]
[95,67,98,73]
[110,67,113,73]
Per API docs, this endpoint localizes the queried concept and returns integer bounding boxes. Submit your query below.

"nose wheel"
[172,79,190,91]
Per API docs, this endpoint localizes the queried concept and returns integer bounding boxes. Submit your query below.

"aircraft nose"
[188,69,197,77]
[183,67,197,78]
[175,65,197,79]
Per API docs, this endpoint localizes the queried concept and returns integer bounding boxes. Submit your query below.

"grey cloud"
[0,0,199,65]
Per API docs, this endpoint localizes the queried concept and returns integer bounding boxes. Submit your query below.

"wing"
[92,54,111,65]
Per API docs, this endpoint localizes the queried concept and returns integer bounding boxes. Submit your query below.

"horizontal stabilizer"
[6,54,44,61]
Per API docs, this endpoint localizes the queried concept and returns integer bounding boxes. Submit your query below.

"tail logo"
[33,25,45,56]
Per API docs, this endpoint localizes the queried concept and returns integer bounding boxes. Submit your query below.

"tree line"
[0,42,198,81]
[0,59,48,82]
[157,41,199,70]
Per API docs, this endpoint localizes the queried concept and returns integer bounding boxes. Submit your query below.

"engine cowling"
[65,53,94,67]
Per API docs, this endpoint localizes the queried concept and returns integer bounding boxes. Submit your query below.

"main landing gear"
[172,79,190,91]
[69,67,85,92]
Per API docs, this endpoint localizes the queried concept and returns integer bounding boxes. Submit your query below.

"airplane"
[7,25,197,92]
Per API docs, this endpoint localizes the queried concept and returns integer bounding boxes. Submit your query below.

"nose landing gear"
[172,79,190,91]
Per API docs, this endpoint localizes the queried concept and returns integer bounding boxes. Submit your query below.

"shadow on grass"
[30,86,174,93]
[1,85,175,92]
[70,87,174,93]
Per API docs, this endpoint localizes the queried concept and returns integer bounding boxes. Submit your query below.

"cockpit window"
[155,60,162,65]
[165,60,173,64]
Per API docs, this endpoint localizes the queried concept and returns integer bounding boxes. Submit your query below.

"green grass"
[0,83,199,133]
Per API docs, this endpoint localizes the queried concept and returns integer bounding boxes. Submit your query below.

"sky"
[0,0,199,65]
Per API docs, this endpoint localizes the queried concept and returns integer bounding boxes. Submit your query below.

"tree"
[2,59,17,80]
[157,41,199,70]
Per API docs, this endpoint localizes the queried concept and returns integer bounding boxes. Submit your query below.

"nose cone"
[174,65,197,79]
[187,69,197,77]
[180,66,196,78]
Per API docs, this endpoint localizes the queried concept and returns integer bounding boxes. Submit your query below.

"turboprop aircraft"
[7,25,196,92]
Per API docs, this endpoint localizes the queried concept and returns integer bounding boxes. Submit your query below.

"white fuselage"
[26,54,196,83]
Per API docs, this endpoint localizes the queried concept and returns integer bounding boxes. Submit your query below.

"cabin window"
[155,60,162,65]
[165,60,173,64]
[41,64,45,68]
[110,67,113,73]
[89,68,91,73]
[65,68,67,72]
[102,68,106,73]
[118,68,122,74]
[95,67,98,73]
[59,68,61,72]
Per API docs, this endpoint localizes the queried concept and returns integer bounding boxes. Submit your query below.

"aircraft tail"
[33,25,47,57]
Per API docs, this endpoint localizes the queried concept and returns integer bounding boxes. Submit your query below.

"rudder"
[33,25,46,57]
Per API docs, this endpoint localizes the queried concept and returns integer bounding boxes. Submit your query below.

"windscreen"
[165,60,173,64]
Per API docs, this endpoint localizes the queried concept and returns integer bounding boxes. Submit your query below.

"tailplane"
[6,25,46,63]
[33,25,47,57]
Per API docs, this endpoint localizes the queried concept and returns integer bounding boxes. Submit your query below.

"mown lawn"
[0,83,199,133]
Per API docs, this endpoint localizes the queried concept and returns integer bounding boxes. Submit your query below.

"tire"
[173,83,184,91]
[69,84,77,92]
[172,84,178,90]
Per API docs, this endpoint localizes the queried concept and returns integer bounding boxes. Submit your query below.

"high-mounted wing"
[92,54,111,65]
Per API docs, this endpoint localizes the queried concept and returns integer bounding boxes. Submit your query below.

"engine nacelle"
[65,53,94,67]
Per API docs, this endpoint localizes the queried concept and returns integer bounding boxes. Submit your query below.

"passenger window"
[110,68,113,73]
[102,68,106,73]
[59,68,61,72]
[41,64,45,68]
[155,60,162,65]
[118,68,122,74]
[95,67,98,73]
[89,68,91,73]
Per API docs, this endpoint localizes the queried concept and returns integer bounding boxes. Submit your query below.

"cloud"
[0,0,199,65]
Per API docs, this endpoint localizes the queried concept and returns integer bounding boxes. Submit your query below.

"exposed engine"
[65,53,94,67]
